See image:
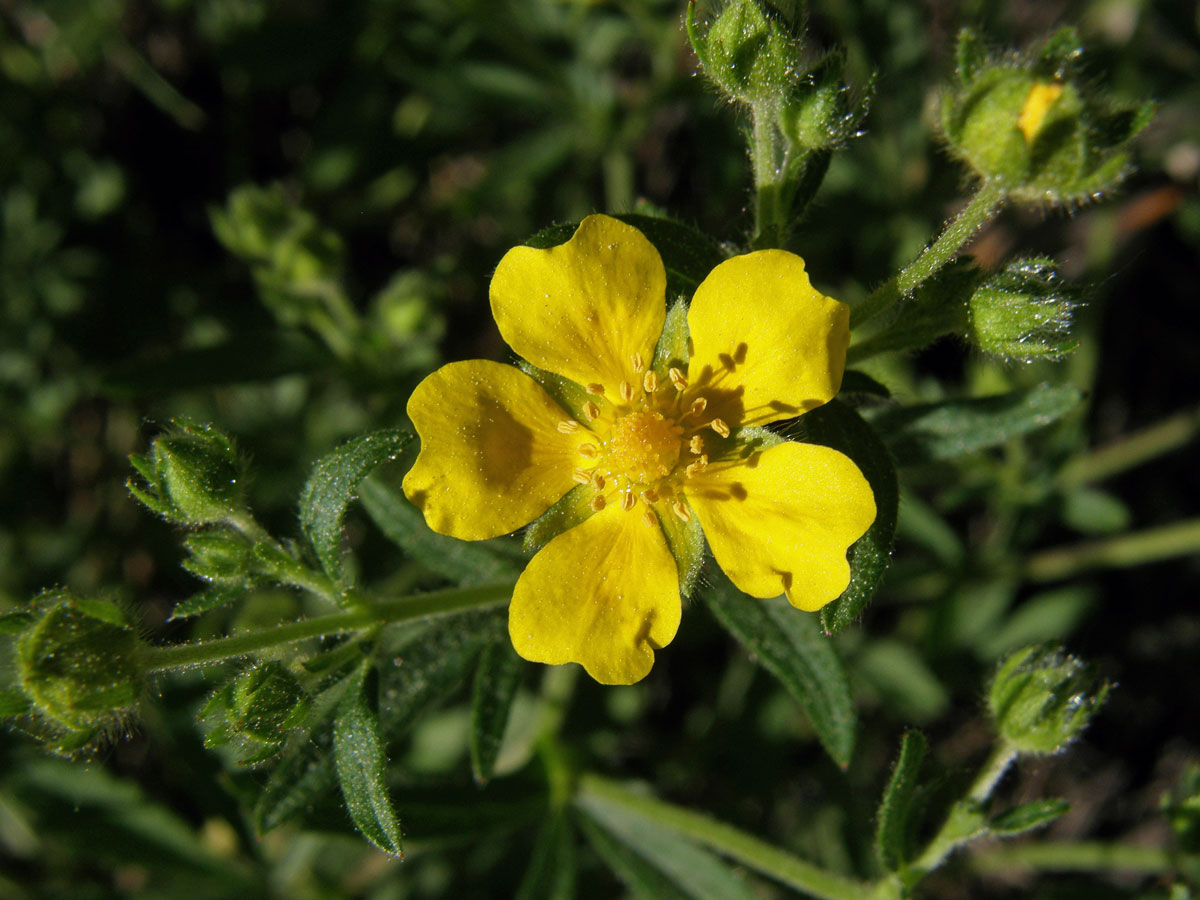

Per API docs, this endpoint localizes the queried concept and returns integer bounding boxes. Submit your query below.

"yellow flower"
[403,215,876,684]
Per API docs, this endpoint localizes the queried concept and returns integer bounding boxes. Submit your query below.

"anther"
[579,443,599,458]
[689,397,707,416]
[672,500,692,523]
[557,420,581,434]
[619,381,635,403]
[631,353,645,373]
[586,383,605,396]
[689,435,704,455]
[583,401,601,421]
[686,455,708,477]
[709,418,730,438]
[642,510,657,528]
[590,495,606,512]
[591,473,606,491]
[620,492,636,511]
[643,370,659,394]
[572,469,592,485]
[668,367,688,391]
[642,488,659,503]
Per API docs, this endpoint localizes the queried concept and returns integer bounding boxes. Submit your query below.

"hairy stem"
[852,179,1006,329]
[143,582,513,671]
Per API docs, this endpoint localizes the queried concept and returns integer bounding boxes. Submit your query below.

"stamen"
[586,383,605,396]
[668,367,688,391]
[672,500,691,523]
[590,495,606,512]
[642,488,659,503]
[642,510,657,528]
[572,469,592,485]
[579,443,599,458]
[686,455,708,477]
[619,381,635,403]
[583,401,601,421]
[620,492,636,511]
[643,370,659,394]
[557,420,581,434]
[689,435,704,455]
[631,352,645,373]
[709,418,730,438]
[689,397,708,416]
[591,473,606,491]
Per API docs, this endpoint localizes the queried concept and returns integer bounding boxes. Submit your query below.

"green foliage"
[470,640,525,785]
[202,661,311,765]
[127,418,246,525]
[702,576,856,767]
[875,730,928,871]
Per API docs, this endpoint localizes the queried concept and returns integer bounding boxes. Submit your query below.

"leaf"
[515,814,577,900]
[470,639,525,784]
[977,587,1095,660]
[854,639,949,723]
[300,428,413,588]
[359,471,522,586]
[376,609,505,739]
[988,798,1069,836]
[875,730,927,871]
[334,660,403,857]
[579,799,762,900]
[169,587,244,620]
[702,575,856,767]
[0,688,32,718]
[791,400,898,633]
[0,610,34,635]
[866,384,1082,466]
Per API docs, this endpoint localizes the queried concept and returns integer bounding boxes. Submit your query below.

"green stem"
[751,100,787,250]
[576,773,868,900]
[1024,517,1200,582]
[851,179,1006,329]
[143,582,513,671]
[1057,403,1200,489]
[973,841,1196,876]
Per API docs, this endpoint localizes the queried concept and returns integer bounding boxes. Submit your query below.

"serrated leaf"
[875,730,927,871]
[515,814,577,900]
[377,609,505,739]
[300,429,413,589]
[358,471,522,586]
[470,639,525,784]
[866,384,1081,465]
[169,587,244,620]
[702,575,856,767]
[790,400,897,633]
[989,798,1069,836]
[334,661,403,857]
[579,799,762,900]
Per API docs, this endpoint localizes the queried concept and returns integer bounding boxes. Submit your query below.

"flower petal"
[508,505,680,684]
[490,215,666,396]
[685,441,875,611]
[686,251,849,427]
[403,360,587,540]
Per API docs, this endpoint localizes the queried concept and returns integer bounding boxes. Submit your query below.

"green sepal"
[654,502,706,600]
[520,361,595,423]
[702,573,856,768]
[524,485,595,553]
[333,660,404,857]
[169,586,244,621]
[470,638,525,785]
[988,798,1070,836]
[875,730,928,872]
[651,298,690,376]
[954,27,989,85]
[300,428,413,589]
[126,418,245,526]
[788,400,898,633]
[0,688,32,719]
[182,528,255,585]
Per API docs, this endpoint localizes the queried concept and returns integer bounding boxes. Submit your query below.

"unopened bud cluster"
[941,27,1153,206]
[967,258,1079,362]
[202,662,310,765]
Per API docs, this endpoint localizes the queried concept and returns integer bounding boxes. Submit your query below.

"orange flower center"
[605,410,683,486]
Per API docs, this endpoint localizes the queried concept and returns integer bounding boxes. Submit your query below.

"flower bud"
[128,418,245,525]
[988,644,1108,756]
[686,0,798,104]
[776,50,871,152]
[16,593,145,736]
[941,27,1153,206]
[203,662,310,765]
[183,528,255,584]
[967,258,1080,362]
